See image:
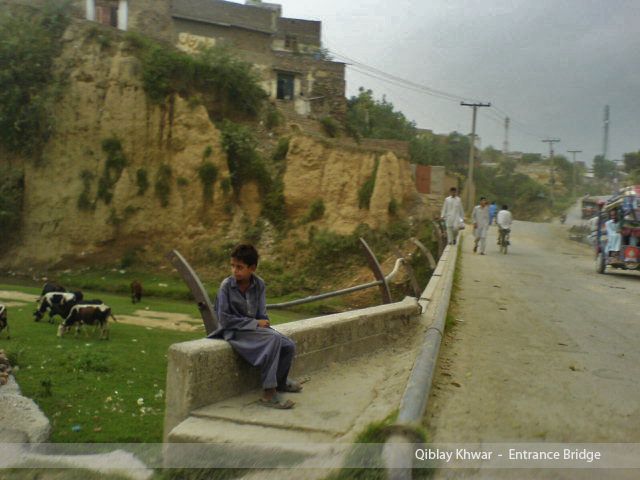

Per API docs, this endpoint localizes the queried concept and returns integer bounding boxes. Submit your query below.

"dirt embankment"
[2,21,419,271]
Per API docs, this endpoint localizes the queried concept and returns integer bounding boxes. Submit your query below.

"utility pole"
[461,101,491,211]
[503,117,510,158]
[542,138,560,202]
[567,149,582,197]
[602,105,610,161]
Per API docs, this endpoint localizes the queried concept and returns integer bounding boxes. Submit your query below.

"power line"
[328,47,479,103]
[330,47,553,146]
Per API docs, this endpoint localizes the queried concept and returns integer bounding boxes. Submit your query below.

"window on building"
[277,73,295,100]
[96,0,118,28]
[284,35,298,51]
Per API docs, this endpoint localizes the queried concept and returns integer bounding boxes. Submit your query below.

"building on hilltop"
[73,0,346,120]
[170,0,345,120]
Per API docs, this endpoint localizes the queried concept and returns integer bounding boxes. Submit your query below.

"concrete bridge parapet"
[163,297,421,440]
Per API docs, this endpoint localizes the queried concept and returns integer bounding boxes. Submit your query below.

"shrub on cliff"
[358,157,380,209]
[0,3,69,155]
[126,33,267,118]
[219,120,287,227]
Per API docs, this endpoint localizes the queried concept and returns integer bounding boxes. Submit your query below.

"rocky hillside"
[0,20,418,270]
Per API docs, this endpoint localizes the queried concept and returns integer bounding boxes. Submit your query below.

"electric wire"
[329,47,552,144]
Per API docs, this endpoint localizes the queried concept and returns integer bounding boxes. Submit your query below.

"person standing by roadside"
[440,187,465,245]
[489,201,497,225]
[472,197,490,254]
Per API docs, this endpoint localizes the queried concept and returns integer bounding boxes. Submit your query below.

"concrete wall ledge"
[164,296,420,439]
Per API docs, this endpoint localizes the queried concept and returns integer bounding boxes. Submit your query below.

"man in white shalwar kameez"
[440,187,465,245]
[472,197,490,254]
[605,209,621,257]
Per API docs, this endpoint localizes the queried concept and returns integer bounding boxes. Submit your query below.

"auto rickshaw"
[595,186,640,274]
[581,196,600,219]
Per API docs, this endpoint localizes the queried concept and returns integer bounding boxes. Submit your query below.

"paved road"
[425,220,640,479]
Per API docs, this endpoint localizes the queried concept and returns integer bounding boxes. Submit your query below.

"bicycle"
[498,228,510,254]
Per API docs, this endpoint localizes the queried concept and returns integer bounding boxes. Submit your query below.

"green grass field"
[0,282,306,443]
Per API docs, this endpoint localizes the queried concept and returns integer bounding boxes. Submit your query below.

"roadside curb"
[383,234,460,477]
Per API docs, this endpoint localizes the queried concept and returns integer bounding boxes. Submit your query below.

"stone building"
[74,0,346,119]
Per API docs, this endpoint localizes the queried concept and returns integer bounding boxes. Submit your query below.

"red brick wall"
[415,165,431,194]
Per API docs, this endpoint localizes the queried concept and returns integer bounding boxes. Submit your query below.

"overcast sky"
[259,0,640,164]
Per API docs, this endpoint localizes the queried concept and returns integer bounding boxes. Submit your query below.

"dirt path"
[426,220,640,479]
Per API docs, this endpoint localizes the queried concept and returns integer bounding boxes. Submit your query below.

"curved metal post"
[395,247,420,298]
[432,220,445,256]
[359,237,392,304]
[166,249,218,335]
[411,237,437,270]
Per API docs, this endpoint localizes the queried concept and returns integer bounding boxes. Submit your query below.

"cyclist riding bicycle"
[497,205,513,246]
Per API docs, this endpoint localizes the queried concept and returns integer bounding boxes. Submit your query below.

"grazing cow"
[130,280,143,304]
[34,291,84,323]
[38,282,66,300]
[0,305,9,339]
[57,303,116,340]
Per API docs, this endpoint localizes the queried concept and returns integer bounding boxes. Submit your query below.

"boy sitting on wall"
[208,244,302,409]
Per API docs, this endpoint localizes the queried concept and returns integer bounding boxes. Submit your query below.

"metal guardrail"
[267,258,405,309]
[168,234,443,328]
[383,232,460,479]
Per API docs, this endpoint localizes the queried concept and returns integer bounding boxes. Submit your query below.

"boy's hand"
[257,319,270,328]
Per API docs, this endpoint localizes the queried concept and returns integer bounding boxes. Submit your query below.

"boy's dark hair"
[231,244,259,267]
[450,187,457,192]
[502,205,509,210]
[480,196,486,201]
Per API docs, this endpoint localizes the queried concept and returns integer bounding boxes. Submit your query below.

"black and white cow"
[34,291,84,323]
[57,303,116,340]
[0,304,9,339]
[38,282,66,300]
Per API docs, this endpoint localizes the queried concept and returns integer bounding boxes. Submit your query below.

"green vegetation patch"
[0,2,70,155]
[0,165,25,243]
[320,116,340,138]
[0,281,306,443]
[155,164,173,208]
[346,87,416,141]
[136,168,150,195]
[264,103,283,130]
[358,157,380,209]
[97,137,128,205]
[219,120,287,227]
[125,33,267,119]
[303,199,325,223]
[474,161,551,220]
[272,137,290,163]
[325,411,431,480]
[198,161,219,202]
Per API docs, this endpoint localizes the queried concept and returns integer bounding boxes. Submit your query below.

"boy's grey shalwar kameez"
[208,275,295,389]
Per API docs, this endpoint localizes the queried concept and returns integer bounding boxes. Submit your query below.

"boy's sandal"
[259,394,295,409]
[277,378,305,393]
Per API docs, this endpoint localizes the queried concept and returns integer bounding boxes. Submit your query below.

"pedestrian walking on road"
[472,197,490,255]
[489,201,497,225]
[440,187,465,245]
